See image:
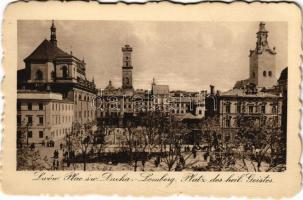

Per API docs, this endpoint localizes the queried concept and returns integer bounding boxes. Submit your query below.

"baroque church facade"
[17,21,97,144]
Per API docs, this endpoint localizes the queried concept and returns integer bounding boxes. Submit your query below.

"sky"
[17,20,287,92]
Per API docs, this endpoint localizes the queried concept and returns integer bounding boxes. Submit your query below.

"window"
[38,116,43,125]
[226,118,231,128]
[272,106,277,114]
[38,103,43,110]
[249,106,254,114]
[252,72,255,78]
[17,115,21,125]
[28,131,32,138]
[268,71,272,77]
[27,115,33,124]
[79,95,82,101]
[261,105,266,114]
[226,104,231,113]
[52,103,54,110]
[62,66,68,78]
[51,71,55,80]
[39,131,44,138]
[17,102,21,111]
[237,103,241,113]
[263,71,267,77]
[27,103,32,110]
[35,70,43,80]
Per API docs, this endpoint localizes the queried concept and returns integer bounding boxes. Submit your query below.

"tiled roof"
[24,39,71,62]
[220,88,279,98]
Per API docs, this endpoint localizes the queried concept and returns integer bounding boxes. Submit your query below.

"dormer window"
[35,70,43,80]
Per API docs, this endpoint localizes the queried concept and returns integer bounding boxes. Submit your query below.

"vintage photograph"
[16,20,287,172]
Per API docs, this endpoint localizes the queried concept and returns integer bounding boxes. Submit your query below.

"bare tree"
[17,130,50,170]
[68,121,97,171]
[235,115,285,172]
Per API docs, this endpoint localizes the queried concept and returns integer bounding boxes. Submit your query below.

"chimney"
[210,85,215,95]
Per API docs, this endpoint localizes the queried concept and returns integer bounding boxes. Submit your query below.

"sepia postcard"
[0,1,302,197]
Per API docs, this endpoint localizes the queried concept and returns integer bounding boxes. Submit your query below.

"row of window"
[52,103,73,111]
[252,70,273,78]
[17,102,43,111]
[51,128,71,138]
[52,115,73,125]
[17,115,43,125]
[224,104,277,114]
[75,92,94,103]
[75,110,95,118]
[27,130,44,138]
[224,116,279,128]
[35,66,71,81]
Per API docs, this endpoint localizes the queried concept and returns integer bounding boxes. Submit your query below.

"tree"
[17,120,31,147]
[235,115,285,172]
[160,114,190,171]
[67,121,97,171]
[17,129,50,170]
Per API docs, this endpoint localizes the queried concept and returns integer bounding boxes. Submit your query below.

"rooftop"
[220,88,280,98]
[24,39,71,62]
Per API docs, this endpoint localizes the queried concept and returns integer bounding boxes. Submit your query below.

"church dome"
[278,67,288,82]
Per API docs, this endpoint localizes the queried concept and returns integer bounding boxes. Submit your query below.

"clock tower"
[122,44,134,94]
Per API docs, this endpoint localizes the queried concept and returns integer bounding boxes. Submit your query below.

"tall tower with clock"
[122,44,134,94]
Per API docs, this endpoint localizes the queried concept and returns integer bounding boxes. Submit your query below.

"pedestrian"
[155,156,160,167]
[203,152,209,161]
[142,159,146,171]
[60,143,63,150]
[53,159,56,170]
[56,160,60,170]
[41,140,45,147]
[54,150,59,159]
[179,155,185,168]
[175,162,182,171]
[192,146,197,158]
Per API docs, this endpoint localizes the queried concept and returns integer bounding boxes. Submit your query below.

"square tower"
[249,22,277,88]
[122,44,134,94]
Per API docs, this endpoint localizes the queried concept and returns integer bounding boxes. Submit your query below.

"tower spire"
[50,20,57,46]
[256,21,269,52]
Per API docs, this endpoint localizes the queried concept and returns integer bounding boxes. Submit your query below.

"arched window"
[35,70,43,80]
[62,66,68,78]
[268,71,272,77]
[263,71,267,77]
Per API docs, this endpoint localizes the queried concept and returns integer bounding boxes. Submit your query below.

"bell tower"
[122,44,134,93]
[249,22,277,88]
